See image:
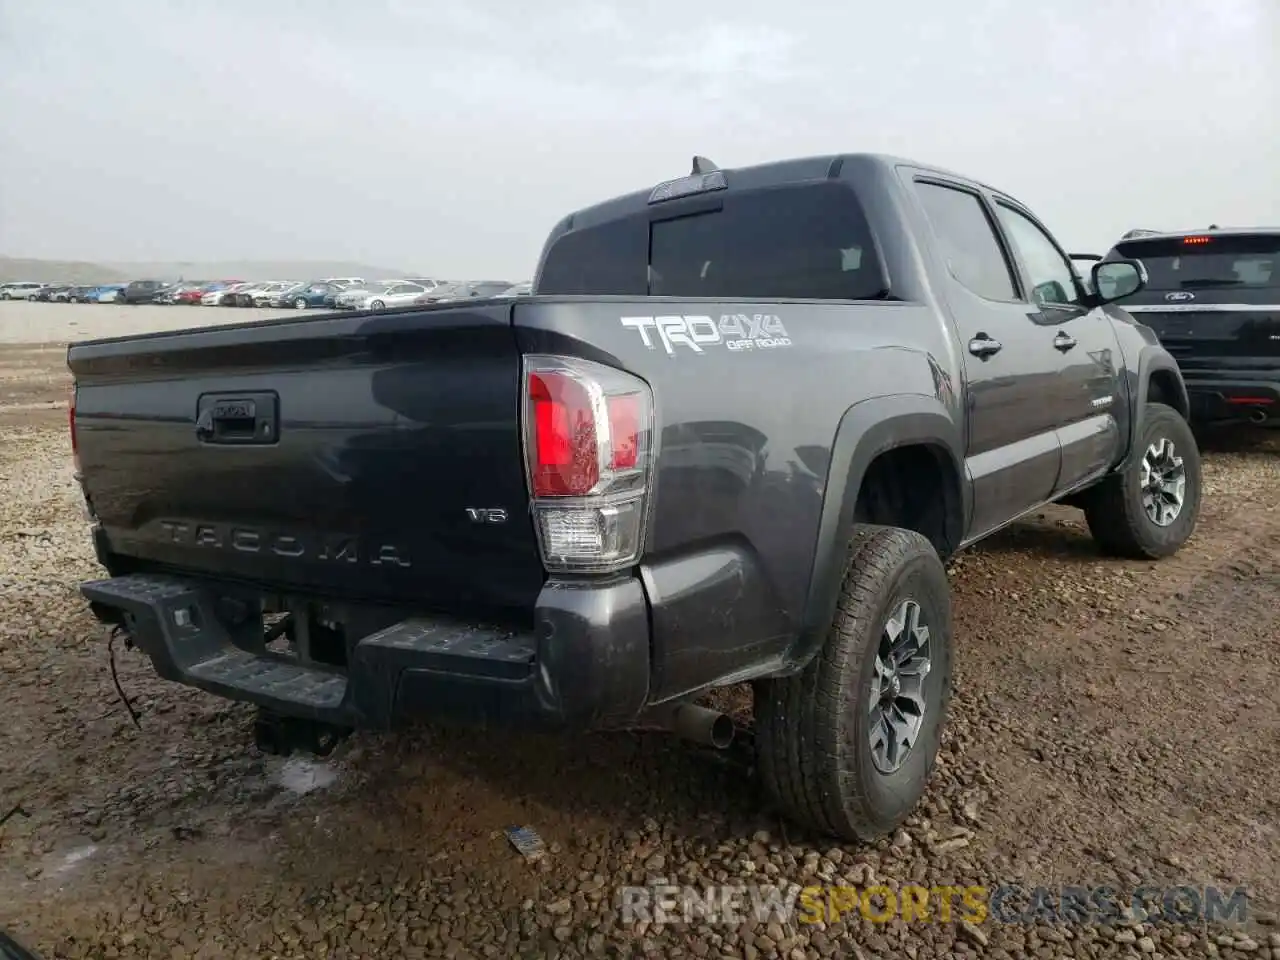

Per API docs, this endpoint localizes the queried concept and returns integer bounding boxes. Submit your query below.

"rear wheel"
[755,525,953,841]
[370,299,385,310]
[1083,402,1201,559]
[294,298,308,310]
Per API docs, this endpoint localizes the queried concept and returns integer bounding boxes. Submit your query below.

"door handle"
[968,335,1003,359]
[1053,332,1077,352]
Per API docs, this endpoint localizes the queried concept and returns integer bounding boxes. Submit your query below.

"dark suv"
[1102,227,1280,427]
[119,279,170,304]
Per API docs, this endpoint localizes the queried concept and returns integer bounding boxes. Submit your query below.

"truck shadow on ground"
[340,718,775,848]
[1192,424,1280,454]
[963,513,1104,565]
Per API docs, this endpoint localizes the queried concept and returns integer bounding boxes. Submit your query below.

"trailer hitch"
[252,709,352,758]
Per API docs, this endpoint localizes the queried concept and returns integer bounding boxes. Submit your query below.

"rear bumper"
[1181,369,1280,425]
[79,570,652,733]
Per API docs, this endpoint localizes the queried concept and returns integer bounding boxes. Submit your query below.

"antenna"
[691,156,719,175]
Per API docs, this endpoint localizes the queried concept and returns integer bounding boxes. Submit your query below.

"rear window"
[1111,234,1279,291]
[537,181,888,300]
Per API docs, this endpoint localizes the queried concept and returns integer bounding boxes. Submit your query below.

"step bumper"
[81,573,652,731]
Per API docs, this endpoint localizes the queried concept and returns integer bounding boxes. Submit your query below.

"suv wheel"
[1082,402,1202,559]
[754,525,952,841]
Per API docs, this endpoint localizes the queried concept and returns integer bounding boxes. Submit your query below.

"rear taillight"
[522,355,654,573]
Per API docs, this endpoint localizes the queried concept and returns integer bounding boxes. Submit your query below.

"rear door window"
[537,181,888,300]
[913,181,1018,302]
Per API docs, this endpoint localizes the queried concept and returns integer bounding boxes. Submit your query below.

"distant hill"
[0,258,129,284]
[0,257,415,284]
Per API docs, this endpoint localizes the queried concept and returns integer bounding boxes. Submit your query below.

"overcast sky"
[1,0,1276,277]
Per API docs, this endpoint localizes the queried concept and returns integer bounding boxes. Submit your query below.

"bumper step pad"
[81,574,536,728]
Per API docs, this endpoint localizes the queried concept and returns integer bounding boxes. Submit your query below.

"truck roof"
[556,153,1018,233]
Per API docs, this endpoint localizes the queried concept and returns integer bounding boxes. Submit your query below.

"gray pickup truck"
[69,153,1201,841]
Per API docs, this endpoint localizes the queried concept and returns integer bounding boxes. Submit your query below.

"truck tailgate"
[69,305,544,613]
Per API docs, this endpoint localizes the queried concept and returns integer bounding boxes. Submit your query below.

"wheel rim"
[868,598,932,775]
[371,300,384,309]
[295,298,307,309]
[1140,438,1186,527]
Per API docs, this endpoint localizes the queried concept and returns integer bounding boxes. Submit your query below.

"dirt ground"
[1,307,1278,960]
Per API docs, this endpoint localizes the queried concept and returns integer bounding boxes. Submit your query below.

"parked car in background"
[119,279,171,304]
[187,281,238,304]
[94,285,127,303]
[269,281,340,310]
[410,281,460,303]
[171,283,212,305]
[1100,226,1280,428]
[32,284,68,301]
[0,282,44,300]
[348,281,429,310]
[231,283,272,307]
[498,281,532,297]
[64,285,94,303]
[333,282,383,309]
[235,281,294,308]
[413,280,515,303]
[324,283,364,308]
[152,283,189,304]
[320,277,365,290]
[161,282,215,305]
[204,281,252,306]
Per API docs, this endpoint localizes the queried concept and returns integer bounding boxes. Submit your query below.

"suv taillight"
[522,355,654,573]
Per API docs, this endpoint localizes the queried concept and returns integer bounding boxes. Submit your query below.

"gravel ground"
[1,312,1278,960]
[0,300,286,344]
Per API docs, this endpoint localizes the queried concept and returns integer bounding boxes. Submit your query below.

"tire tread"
[756,524,950,840]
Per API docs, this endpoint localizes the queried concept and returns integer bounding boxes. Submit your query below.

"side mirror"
[1091,259,1146,303]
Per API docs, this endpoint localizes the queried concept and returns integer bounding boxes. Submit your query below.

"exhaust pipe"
[1249,408,1268,423]
[671,703,735,749]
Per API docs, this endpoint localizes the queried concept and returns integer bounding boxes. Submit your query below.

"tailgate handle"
[195,392,278,444]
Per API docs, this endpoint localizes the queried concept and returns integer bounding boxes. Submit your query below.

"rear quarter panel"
[514,296,962,699]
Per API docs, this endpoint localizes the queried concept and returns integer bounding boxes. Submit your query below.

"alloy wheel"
[1140,438,1186,527]
[868,598,932,774]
